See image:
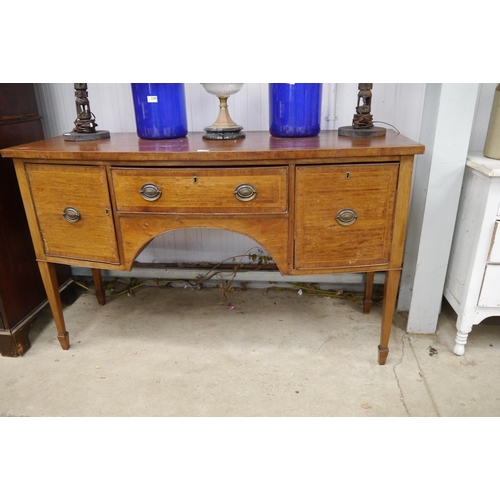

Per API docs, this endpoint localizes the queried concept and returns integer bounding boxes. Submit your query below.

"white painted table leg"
[454,330,469,356]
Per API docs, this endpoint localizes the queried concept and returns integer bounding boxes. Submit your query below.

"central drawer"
[111,167,288,214]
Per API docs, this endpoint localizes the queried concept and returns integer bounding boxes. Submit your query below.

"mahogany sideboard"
[0,131,424,364]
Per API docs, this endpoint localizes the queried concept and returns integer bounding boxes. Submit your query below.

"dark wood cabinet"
[0,83,72,357]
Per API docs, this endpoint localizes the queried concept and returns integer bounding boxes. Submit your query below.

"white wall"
[35,83,426,271]
[34,82,498,322]
[36,83,425,141]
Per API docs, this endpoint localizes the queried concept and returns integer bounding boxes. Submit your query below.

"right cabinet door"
[295,163,398,270]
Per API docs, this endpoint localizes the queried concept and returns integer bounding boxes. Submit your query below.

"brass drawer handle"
[62,206,81,223]
[234,183,257,202]
[140,183,162,201]
[336,208,358,226]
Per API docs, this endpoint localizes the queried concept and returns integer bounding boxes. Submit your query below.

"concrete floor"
[1,282,500,417]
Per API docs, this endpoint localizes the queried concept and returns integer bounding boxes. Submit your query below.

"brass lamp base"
[201,85,245,140]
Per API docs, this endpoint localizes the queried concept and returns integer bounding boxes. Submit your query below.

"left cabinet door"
[26,164,120,264]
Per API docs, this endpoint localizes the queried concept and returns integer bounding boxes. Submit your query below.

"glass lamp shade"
[201,83,244,97]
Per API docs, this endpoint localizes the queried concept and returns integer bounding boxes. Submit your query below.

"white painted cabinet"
[444,153,500,355]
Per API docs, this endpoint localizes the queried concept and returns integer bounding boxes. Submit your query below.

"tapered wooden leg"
[378,269,401,365]
[363,272,375,314]
[38,261,70,350]
[91,268,106,305]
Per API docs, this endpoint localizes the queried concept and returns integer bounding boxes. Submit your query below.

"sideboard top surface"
[0,130,424,163]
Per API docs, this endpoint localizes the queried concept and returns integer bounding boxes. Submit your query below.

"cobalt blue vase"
[131,83,188,139]
[269,83,322,137]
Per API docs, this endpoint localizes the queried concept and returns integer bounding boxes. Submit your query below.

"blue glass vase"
[269,83,322,137]
[131,83,188,139]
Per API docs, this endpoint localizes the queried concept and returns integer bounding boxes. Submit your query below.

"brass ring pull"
[335,208,358,226]
[234,183,257,202]
[140,183,162,201]
[62,207,81,223]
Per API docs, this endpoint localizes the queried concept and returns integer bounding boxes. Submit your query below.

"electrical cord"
[373,121,401,134]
